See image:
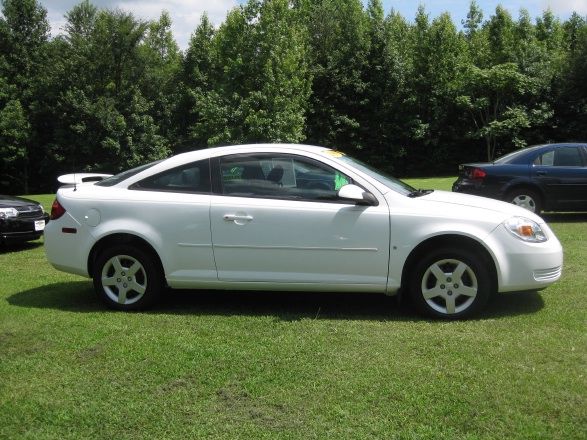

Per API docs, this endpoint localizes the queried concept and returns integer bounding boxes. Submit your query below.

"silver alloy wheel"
[420,258,478,315]
[100,254,148,305]
[511,194,536,212]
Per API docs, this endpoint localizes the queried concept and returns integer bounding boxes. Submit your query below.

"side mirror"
[337,184,378,206]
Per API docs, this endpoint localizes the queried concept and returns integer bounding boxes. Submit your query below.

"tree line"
[1,0,586,194]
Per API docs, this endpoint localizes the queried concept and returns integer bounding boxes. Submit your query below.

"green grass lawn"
[404,176,456,191]
[1,187,585,439]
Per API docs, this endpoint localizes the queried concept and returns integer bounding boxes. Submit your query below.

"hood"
[408,190,544,223]
[0,195,41,208]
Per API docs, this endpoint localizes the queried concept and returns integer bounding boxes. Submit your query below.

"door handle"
[536,170,547,176]
[223,214,253,222]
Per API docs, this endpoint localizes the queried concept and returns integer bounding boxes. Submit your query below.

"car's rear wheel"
[507,188,542,214]
[93,245,163,310]
[409,248,492,319]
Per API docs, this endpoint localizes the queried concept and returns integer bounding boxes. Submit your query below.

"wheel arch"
[88,233,165,281]
[502,180,545,201]
[400,234,498,294]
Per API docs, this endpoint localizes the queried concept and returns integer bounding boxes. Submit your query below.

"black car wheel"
[507,188,542,214]
[409,248,492,319]
[93,245,163,310]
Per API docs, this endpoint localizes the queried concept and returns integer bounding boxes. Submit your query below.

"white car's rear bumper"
[44,213,92,278]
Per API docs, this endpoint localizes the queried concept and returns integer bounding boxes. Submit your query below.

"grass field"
[1,185,585,439]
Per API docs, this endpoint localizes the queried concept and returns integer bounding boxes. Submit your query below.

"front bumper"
[0,214,50,243]
[487,223,563,293]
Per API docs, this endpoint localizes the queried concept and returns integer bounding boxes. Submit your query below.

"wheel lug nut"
[447,278,452,282]
[123,283,128,288]
[454,284,459,288]
[117,278,121,283]
[121,272,126,276]
[440,284,445,289]
[447,291,453,296]
[128,277,132,281]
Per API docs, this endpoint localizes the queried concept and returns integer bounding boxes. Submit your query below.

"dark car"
[452,143,587,214]
[0,195,50,244]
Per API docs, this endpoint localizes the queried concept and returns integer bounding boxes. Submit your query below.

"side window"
[553,147,583,167]
[534,150,554,166]
[131,159,211,193]
[219,154,353,202]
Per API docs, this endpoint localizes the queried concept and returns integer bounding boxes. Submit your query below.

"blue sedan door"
[532,146,587,210]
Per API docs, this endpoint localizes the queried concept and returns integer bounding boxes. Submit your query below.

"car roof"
[178,143,328,158]
[523,143,587,152]
[494,143,587,164]
[157,143,332,169]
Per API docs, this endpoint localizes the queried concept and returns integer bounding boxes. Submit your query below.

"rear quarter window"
[130,159,211,193]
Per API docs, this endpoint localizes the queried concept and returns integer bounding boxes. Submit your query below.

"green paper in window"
[334,172,349,190]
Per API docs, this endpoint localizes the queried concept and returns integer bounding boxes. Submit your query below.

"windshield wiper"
[407,189,434,198]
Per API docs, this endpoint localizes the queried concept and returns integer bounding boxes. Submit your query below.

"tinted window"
[219,155,352,202]
[535,147,583,167]
[534,150,554,166]
[494,149,529,164]
[553,147,583,166]
[131,159,211,193]
[96,160,163,187]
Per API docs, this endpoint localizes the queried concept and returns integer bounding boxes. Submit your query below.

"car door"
[532,146,587,210]
[209,153,390,291]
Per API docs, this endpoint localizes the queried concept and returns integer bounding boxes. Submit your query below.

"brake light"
[470,168,487,180]
[51,199,66,220]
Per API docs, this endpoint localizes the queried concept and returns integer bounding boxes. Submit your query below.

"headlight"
[504,217,547,243]
[0,207,18,219]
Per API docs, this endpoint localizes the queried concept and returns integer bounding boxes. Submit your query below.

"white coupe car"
[45,144,563,318]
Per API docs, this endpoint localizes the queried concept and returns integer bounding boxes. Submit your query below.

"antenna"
[72,142,77,192]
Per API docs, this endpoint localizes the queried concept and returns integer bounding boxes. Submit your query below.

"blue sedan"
[453,143,587,214]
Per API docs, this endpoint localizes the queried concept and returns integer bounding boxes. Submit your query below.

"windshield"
[336,154,416,195]
[96,160,163,187]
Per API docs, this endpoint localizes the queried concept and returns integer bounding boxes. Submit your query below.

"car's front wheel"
[93,245,163,310]
[409,248,492,319]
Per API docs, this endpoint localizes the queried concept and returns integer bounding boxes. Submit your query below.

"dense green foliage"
[0,0,586,193]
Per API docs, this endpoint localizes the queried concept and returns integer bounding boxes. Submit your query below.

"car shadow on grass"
[0,240,43,254]
[542,212,587,223]
[8,282,544,321]
[7,281,101,312]
[483,290,545,319]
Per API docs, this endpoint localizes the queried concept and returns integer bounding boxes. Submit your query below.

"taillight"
[470,168,487,180]
[51,199,66,220]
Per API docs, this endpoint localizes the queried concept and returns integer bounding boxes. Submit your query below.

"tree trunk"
[485,136,492,162]
[23,155,29,195]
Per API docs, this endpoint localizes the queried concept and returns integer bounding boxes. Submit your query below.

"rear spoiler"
[57,173,113,185]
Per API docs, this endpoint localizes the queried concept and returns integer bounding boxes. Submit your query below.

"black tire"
[409,247,492,319]
[93,244,163,311]
[506,188,542,214]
